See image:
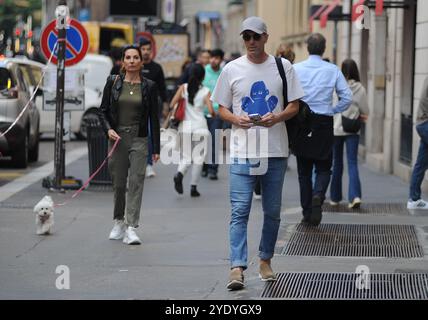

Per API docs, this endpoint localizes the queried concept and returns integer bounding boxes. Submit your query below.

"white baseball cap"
[240,16,267,35]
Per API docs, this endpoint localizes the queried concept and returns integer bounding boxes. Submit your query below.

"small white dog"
[33,196,54,235]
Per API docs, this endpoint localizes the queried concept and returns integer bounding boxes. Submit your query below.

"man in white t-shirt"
[211,16,304,291]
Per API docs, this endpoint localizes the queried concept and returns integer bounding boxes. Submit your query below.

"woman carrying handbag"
[171,64,215,197]
[330,59,369,209]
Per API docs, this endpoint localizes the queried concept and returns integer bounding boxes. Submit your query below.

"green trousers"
[108,125,148,228]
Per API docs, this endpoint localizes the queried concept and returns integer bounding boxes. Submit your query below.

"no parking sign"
[40,19,89,67]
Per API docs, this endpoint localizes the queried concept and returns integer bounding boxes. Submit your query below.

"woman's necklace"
[129,82,138,95]
[125,74,140,95]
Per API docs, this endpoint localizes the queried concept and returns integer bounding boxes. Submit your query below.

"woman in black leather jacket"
[98,45,160,245]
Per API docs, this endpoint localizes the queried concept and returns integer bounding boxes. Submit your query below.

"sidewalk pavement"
[0,153,427,299]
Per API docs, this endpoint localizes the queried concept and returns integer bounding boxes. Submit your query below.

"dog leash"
[53,137,121,208]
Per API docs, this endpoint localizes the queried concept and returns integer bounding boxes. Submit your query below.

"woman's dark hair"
[187,64,205,105]
[341,58,361,82]
[120,45,143,73]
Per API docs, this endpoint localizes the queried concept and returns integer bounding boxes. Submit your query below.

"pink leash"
[54,137,121,208]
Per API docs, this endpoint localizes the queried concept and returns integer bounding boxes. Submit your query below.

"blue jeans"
[330,135,362,202]
[229,157,287,270]
[206,116,223,174]
[409,122,428,201]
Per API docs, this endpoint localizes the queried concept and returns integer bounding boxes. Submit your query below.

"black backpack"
[275,57,312,153]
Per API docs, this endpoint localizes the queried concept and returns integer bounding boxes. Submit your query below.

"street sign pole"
[53,1,68,191]
[40,8,88,191]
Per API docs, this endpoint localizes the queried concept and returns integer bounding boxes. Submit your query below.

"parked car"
[18,54,113,140]
[0,57,40,168]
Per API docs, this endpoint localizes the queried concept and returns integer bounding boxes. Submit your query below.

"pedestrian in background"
[212,16,304,290]
[407,76,428,209]
[109,38,127,75]
[330,59,369,209]
[276,43,296,64]
[139,38,168,178]
[109,47,123,75]
[294,33,352,227]
[177,48,211,85]
[202,48,225,180]
[99,45,160,245]
[172,64,215,197]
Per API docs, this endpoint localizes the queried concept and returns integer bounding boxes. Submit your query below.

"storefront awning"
[313,0,411,27]
[375,0,384,16]
[352,0,365,21]
[365,0,415,16]
[309,4,328,32]
[320,0,341,28]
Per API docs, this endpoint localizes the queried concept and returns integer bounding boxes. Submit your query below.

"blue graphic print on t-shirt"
[241,81,278,116]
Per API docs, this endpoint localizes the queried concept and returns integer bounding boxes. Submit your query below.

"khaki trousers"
[108,125,148,228]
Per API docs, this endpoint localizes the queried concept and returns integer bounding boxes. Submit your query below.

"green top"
[117,82,143,127]
[202,64,222,116]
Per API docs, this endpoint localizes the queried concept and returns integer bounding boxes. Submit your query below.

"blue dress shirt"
[294,55,352,116]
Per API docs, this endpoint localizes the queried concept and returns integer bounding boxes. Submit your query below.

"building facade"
[227,0,427,191]
[336,0,426,190]
[225,0,336,61]
[178,0,229,52]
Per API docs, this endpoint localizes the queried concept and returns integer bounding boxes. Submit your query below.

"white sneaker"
[348,197,362,209]
[407,199,428,210]
[146,165,156,178]
[329,200,340,206]
[123,227,141,245]
[109,220,126,240]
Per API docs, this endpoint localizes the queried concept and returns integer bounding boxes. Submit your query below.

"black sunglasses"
[242,33,262,41]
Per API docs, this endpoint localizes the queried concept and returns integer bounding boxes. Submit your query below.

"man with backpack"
[212,16,304,291]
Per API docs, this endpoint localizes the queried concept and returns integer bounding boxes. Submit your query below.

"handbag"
[162,96,185,130]
[174,98,186,122]
[341,115,361,133]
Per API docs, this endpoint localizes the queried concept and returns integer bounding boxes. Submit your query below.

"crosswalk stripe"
[0,147,87,203]
[0,172,23,179]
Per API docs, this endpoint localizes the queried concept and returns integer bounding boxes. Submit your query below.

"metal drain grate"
[281,224,424,258]
[323,203,408,215]
[261,273,428,300]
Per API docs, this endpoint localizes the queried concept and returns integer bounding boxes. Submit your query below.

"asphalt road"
[0,142,427,300]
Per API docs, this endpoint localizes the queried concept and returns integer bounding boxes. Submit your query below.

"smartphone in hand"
[248,113,262,122]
